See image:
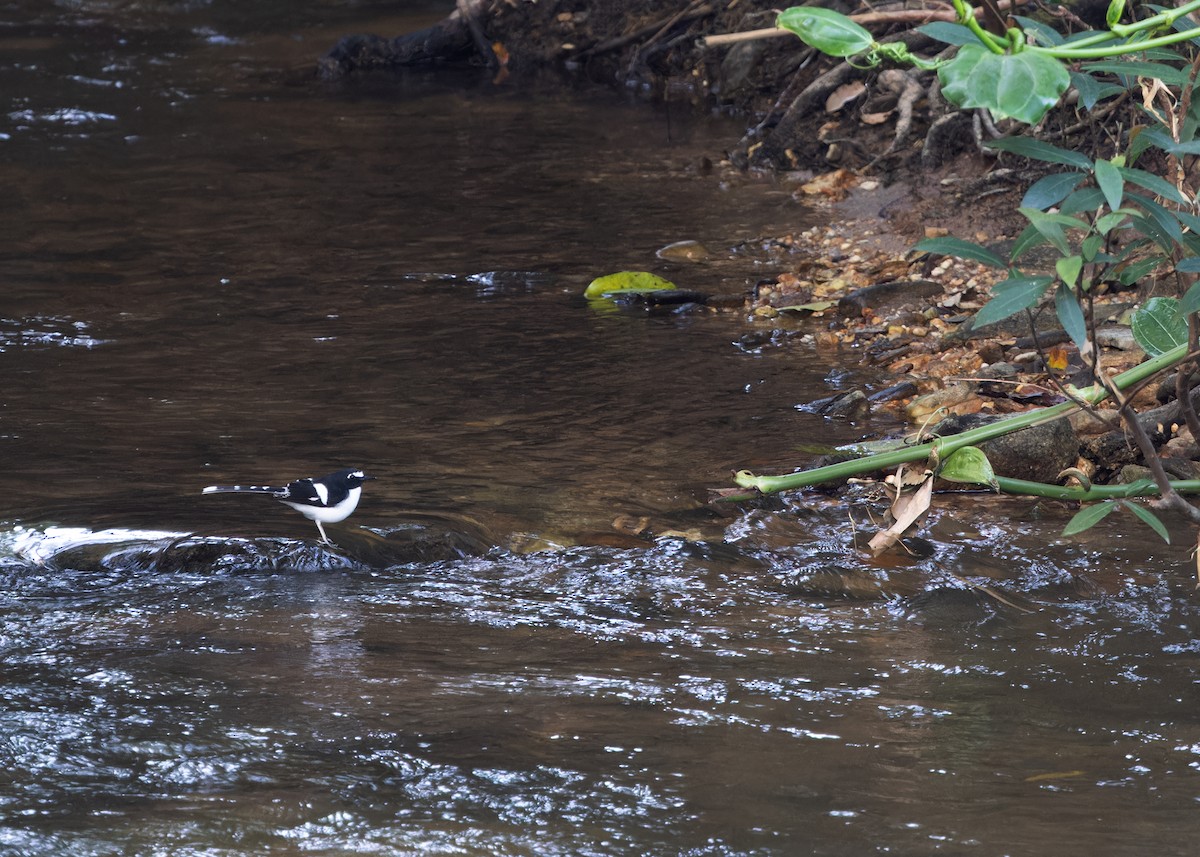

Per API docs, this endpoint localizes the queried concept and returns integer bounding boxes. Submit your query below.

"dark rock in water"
[932,412,1079,483]
[797,389,869,420]
[837,279,943,320]
[868,380,918,403]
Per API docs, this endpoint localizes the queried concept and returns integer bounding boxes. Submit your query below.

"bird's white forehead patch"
[350,470,365,479]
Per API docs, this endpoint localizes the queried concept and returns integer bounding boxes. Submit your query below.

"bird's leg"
[316,521,332,545]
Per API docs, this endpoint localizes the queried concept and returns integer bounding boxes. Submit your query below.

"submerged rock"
[933,412,1080,483]
[797,389,869,419]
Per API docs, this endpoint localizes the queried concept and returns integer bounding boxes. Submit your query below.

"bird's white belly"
[279,486,361,523]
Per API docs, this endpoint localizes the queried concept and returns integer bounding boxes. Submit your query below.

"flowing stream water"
[3,2,1200,855]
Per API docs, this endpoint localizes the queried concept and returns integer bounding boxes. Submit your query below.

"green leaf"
[1069,70,1124,111]
[1093,158,1124,211]
[1056,255,1083,289]
[1010,223,1048,261]
[1058,186,1105,215]
[1055,281,1089,350]
[1131,295,1186,356]
[1116,255,1161,286]
[939,44,1071,125]
[776,7,874,57]
[1019,207,1085,255]
[1081,234,1103,262]
[1062,501,1118,537]
[1014,15,1064,47]
[1095,210,1132,235]
[1117,166,1189,205]
[1178,211,1200,234]
[1119,499,1170,543]
[985,136,1093,170]
[917,22,977,46]
[973,276,1054,328]
[1022,173,1085,210]
[1106,0,1126,28]
[1080,60,1192,87]
[938,446,998,488]
[584,271,676,299]
[1177,256,1200,274]
[1138,125,1200,157]
[1181,280,1200,315]
[1127,192,1184,247]
[913,236,1006,268]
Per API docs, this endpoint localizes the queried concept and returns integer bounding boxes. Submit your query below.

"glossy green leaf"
[938,446,998,489]
[913,236,1006,268]
[985,136,1092,170]
[939,45,1070,124]
[1177,256,1200,274]
[584,271,676,299]
[1131,295,1186,356]
[1055,281,1089,350]
[1094,158,1124,211]
[1022,173,1085,210]
[1120,499,1170,543]
[1062,500,1118,537]
[973,276,1054,328]
[776,7,874,57]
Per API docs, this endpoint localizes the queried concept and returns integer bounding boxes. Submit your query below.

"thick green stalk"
[735,342,1188,494]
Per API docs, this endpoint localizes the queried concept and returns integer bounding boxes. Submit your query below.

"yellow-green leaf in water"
[584,271,676,299]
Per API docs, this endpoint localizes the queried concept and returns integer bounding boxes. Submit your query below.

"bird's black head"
[331,468,374,487]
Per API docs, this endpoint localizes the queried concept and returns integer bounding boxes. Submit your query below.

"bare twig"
[578,4,713,58]
[700,1,1020,47]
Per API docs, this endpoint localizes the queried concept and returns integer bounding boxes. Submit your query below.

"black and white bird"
[202,468,374,544]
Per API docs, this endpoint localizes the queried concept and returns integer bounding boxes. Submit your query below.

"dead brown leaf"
[869,472,933,554]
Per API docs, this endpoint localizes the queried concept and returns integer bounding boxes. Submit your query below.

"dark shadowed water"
[3,2,1200,855]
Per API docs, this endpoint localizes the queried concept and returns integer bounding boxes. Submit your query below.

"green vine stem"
[734,342,1189,495]
[993,476,1200,499]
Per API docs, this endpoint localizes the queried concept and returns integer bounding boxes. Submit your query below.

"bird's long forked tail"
[201,484,282,495]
